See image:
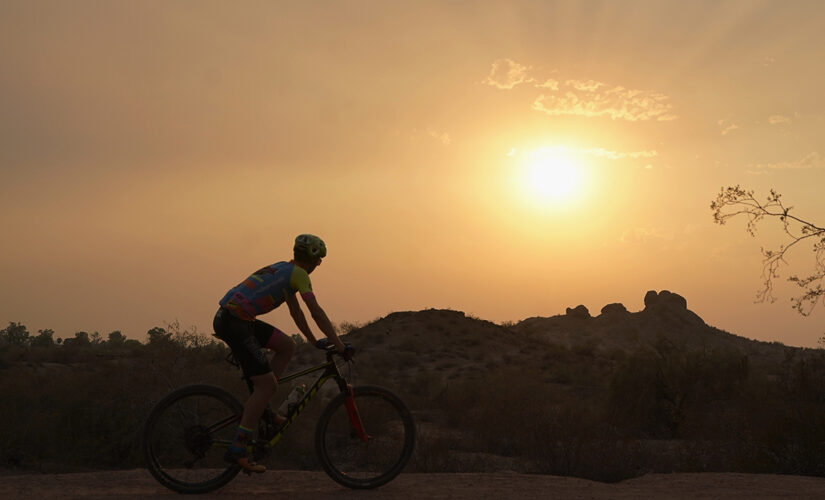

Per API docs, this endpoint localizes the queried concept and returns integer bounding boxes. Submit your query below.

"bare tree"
[711,185,825,316]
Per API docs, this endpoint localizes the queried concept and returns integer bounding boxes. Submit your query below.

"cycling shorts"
[213,307,287,378]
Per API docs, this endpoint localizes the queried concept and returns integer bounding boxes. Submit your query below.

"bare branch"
[711,185,825,316]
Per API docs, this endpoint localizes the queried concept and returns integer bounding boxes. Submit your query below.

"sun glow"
[521,148,584,206]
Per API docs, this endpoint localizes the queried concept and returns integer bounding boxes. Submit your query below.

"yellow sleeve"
[289,266,313,294]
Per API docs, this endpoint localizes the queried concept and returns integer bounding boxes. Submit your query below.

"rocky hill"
[316,289,796,393]
[512,290,789,365]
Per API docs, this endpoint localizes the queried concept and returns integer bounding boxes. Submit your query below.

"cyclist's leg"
[239,372,277,429]
[252,321,296,424]
[262,324,296,378]
[214,309,276,472]
[226,373,275,473]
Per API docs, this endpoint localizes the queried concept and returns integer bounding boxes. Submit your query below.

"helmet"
[294,234,327,259]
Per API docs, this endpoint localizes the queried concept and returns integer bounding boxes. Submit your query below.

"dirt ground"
[1,470,824,499]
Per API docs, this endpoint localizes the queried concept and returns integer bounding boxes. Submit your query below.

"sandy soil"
[1,470,825,499]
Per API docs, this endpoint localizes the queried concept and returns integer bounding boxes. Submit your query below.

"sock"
[229,425,254,456]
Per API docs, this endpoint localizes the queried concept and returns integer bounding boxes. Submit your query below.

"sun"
[521,148,583,205]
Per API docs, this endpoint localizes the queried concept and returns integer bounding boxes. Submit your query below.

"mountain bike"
[142,344,415,494]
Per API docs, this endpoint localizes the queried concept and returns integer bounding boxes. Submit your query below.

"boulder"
[600,303,629,316]
[644,290,687,310]
[643,290,658,308]
[565,305,591,319]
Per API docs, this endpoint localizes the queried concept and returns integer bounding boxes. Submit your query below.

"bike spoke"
[205,414,240,435]
[144,386,244,494]
[317,386,415,489]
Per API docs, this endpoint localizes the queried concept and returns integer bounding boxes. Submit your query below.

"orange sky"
[2,1,824,346]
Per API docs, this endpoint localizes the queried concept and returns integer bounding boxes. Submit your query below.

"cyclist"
[213,234,348,473]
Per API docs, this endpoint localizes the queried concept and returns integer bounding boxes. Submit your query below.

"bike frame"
[260,354,342,447]
[229,349,367,450]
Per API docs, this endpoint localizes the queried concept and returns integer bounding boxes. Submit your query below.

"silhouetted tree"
[147,326,172,345]
[124,338,142,349]
[89,331,102,345]
[63,331,91,347]
[31,328,55,348]
[106,330,126,347]
[0,322,30,346]
[711,186,825,316]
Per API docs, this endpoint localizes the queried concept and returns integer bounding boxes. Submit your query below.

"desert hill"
[315,289,795,393]
[512,290,788,363]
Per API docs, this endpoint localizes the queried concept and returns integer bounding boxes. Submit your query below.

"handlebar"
[316,339,356,361]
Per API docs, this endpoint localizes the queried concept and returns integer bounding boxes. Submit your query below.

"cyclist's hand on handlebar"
[315,338,355,360]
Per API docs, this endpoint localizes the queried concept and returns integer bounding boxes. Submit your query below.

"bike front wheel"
[143,384,243,494]
[315,385,415,489]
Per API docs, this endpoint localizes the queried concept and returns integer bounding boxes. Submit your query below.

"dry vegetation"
[2,291,825,483]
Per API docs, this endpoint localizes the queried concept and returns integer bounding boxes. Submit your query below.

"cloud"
[508,145,657,163]
[535,79,559,90]
[410,127,452,146]
[620,225,696,252]
[567,79,604,92]
[576,147,658,160]
[620,227,675,244]
[532,82,676,121]
[482,58,534,90]
[483,60,676,122]
[426,128,452,145]
[748,152,824,172]
[768,114,791,125]
[718,119,739,136]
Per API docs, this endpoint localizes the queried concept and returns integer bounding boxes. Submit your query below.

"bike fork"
[344,385,370,443]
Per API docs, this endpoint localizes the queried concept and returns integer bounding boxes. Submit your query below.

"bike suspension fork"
[345,385,370,443]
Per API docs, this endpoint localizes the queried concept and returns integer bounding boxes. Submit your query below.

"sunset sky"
[2,0,824,347]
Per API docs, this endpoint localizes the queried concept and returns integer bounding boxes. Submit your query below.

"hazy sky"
[2,0,824,346]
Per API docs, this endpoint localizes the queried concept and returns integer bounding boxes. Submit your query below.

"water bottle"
[277,384,306,416]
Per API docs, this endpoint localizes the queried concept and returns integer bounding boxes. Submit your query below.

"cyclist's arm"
[301,292,345,352]
[285,292,317,345]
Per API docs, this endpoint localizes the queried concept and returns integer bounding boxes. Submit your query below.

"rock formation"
[565,305,591,319]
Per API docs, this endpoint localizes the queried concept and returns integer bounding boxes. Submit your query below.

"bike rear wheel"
[143,384,243,494]
[315,385,415,489]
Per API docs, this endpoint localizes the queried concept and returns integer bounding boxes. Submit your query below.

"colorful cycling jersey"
[219,261,312,320]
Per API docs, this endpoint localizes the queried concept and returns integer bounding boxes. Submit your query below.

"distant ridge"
[344,290,801,385]
[510,289,794,360]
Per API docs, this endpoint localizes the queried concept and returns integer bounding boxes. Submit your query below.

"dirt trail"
[2,470,825,499]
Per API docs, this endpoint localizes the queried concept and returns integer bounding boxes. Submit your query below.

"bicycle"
[142,344,416,494]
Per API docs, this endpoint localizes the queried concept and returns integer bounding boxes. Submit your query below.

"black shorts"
[213,307,281,378]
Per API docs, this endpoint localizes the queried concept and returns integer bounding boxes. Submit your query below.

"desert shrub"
[734,351,825,475]
[425,365,647,481]
[410,427,457,472]
[338,321,363,335]
[571,338,596,356]
[0,343,25,370]
[0,328,239,472]
[608,343,749,440]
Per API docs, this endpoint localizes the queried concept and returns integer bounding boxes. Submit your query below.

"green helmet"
[294,234,327,259]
